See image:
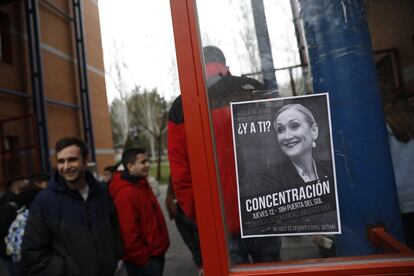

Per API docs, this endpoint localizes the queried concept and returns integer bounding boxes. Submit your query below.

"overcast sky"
[98,0,179,103]
[98,0,299,103]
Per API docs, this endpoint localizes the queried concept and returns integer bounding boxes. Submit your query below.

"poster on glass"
[230,93,341,238]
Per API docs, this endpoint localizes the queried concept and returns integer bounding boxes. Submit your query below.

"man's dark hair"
[104,163,120,173]
[203,45,226,65]
[6,176,30,191]
[55,137,89,159]
[121,148,146,169]
[30,173,50,183]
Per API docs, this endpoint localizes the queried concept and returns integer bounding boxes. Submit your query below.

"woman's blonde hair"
[273,103,317,130]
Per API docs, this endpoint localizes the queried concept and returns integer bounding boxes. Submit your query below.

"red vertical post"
[169,0,229,274]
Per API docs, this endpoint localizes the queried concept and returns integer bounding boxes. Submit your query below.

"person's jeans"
[124,256,165,276]
[174,207,202,267]
[229,235,281,264]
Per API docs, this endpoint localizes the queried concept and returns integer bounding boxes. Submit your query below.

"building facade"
[0,0,114,188]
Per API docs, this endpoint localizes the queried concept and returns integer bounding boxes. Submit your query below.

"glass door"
[169,0,414,274]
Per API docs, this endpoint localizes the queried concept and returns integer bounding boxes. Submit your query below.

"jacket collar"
[109,171,149,198]
[49,170,98,196]
[121,170,145,184]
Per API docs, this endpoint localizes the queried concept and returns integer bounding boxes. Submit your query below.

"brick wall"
[0,0,115,185]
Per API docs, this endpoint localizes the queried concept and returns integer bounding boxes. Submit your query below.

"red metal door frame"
[169,0,414,274]
[170,0,228,274]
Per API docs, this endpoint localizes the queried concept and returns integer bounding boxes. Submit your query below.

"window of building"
[0,10,12,64]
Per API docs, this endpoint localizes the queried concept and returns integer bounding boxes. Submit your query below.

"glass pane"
[195,0,414,269]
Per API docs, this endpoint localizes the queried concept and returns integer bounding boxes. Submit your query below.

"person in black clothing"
[0,177,30,276]
[0,177,30,258]
[21,137,123,276]
[5,183,40,276]
[29,173,50,190]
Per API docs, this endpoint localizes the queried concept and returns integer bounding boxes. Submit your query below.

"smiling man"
[109,147,169,276]
[21,137,122,276]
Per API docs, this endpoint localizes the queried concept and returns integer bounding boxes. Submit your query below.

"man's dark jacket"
[21,171,123,276]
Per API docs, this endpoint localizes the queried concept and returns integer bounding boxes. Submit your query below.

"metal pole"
[288,68,297,96]
[24,0,51,172]
[72,0,96,162]
[290,0,311,94]
[300,0,404,256]
[251,0,278,90]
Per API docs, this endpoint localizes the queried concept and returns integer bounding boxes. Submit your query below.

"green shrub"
[149,162,170,185]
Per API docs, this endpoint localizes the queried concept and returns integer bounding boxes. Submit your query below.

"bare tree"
[110,99,129,149]
[106,42,132,148]
[127,87,169,180]
[107,41,170,181]
[232,0,261,75]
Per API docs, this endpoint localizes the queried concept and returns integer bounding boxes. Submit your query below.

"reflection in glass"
[202,44,282,265]
[195,0,414,268]
[196,0,316,266]
[197,0,309,97]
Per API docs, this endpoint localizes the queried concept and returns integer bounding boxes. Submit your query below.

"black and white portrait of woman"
[231,94,340,237]
[265,103,332,190]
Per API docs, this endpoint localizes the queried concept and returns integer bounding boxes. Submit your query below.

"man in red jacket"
[110,148,169,276]
[166,46,229,269]
[168,46,280,265]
